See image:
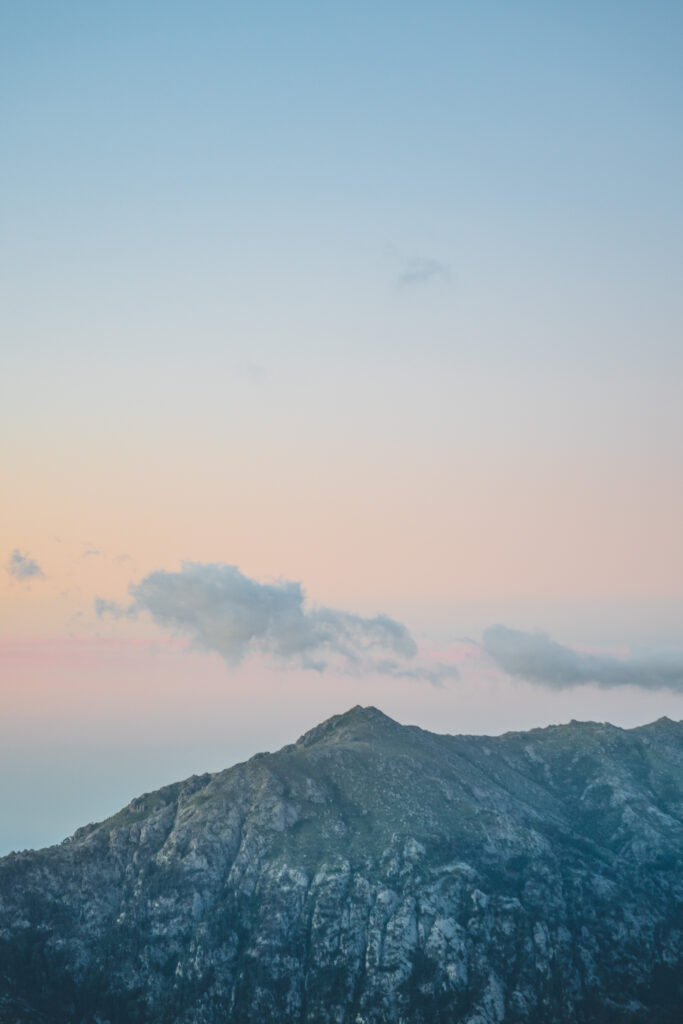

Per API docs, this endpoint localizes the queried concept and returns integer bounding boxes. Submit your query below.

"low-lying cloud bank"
[96,562,458,685]
[483,624,683,693]
[6,549,44,581]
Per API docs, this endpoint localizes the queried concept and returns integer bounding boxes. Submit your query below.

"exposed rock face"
[1,707,682,1023]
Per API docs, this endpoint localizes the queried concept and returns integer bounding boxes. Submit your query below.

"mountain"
[1,706,681,1023]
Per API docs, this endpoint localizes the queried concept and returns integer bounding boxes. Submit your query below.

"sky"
[2,1,683,854]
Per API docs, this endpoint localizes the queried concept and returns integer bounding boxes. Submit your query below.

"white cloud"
[96,561,458,684]
[483,624,683,692]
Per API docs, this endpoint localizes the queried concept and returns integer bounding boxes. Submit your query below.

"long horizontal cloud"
[96,561,458,684]
[483,624,683,692]
[6,549,44,581]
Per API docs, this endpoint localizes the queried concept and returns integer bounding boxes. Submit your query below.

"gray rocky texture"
[0,706,681,1023]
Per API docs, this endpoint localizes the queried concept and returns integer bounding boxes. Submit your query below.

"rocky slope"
[0,706,681,1023]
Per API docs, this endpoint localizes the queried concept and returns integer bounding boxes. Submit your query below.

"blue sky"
[2,1,683,853]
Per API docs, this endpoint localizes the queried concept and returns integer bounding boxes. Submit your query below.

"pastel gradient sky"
[3,1,683,854]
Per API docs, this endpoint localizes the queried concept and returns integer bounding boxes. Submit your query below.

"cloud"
[483,624,683,692]
[6,549,45,581]
[96,561,458,684]
[94,598,136,620]
[397,256,450,288]
[236,359,267,383]
[369,658,461,686]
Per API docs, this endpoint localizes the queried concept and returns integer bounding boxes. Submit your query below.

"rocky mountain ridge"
[0,706,681,1023]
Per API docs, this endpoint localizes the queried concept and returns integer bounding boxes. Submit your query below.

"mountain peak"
[295,704,399,747]
[635,715,682,737]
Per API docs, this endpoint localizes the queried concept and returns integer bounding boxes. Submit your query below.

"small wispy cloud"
[483,624,683,693]
[96,561,458,684]
[397,256,450,288]
[6,549,45,581]
[94,598,136,620]
[236,360,267,383]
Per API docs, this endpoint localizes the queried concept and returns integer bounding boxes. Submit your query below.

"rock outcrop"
[1,706,681,1022]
